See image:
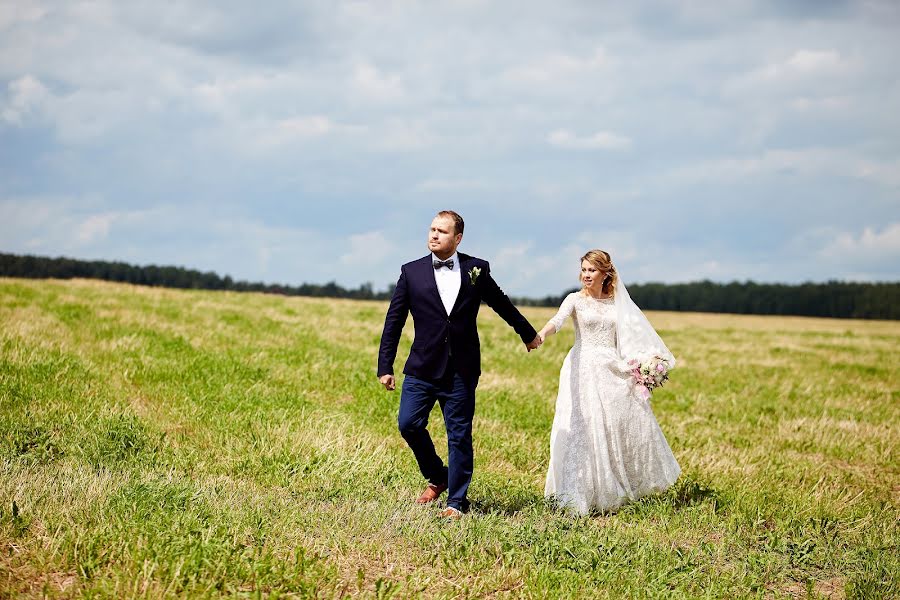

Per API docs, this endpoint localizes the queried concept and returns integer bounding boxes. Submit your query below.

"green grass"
[1,277,897,598]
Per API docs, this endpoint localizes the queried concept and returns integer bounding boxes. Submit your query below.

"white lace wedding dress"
[544,292,681,514]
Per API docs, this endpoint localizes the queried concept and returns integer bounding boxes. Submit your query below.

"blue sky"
[1,0,898,297]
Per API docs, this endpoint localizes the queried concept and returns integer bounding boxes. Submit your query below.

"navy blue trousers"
[398,370,476,513]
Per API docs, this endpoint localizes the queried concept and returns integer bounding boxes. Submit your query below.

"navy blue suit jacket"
[377,253,537,384]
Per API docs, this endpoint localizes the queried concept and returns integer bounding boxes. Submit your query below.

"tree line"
[0,252,390,300]
[1,252,897,319]
[514,281,899,320]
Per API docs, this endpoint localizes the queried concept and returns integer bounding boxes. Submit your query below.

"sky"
[1,0,899,297]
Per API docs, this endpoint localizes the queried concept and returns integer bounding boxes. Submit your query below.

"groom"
[377,210,542,519]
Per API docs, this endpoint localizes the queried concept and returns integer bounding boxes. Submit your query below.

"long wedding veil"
[614,273,676,368]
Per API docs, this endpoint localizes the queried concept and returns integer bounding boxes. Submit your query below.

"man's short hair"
[437,210,464,235]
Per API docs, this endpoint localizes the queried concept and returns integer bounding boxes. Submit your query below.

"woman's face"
[581,260,604,292]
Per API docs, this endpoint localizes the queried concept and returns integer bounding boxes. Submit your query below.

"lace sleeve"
[548,293,577,333]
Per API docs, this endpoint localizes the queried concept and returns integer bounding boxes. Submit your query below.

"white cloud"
[503,48,609,85]
[0,197,57,238]
[0,2,898,294]
[486,230,653,296]
[781,223,900,282]
[415,178,492,192]
[0,198,135,254]
[373,118,437,151]
[788,95,850,112]
[339,231,395,268]
[726,48,853,94]
[0,197,352,284]
[547,129,632,151]
[786,49,845,73]
[0,1,47,30]
[855,158,900,188]
[255,115,356,148]
[720,46,866,146]
[820,222,900,261]
[351,62,406,103]
[1,74,148,143]
[76,213,116,244]
[1,74,48,125]
[486,240,572,296]
[278,115,335,136]
[665,148,900,187]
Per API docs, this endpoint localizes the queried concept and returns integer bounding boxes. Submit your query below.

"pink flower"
[657,363,666,372]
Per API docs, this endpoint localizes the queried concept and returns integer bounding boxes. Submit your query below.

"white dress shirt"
[432,251,461,315]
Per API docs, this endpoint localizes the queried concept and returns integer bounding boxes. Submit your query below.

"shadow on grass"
[469,488,548,516]
[667,476,725,509]
[470,475,725,518]
[617,475,727,517]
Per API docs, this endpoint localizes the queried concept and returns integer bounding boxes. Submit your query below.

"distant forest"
[1,252,897,320]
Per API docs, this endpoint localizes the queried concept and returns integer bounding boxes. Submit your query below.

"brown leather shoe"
[416,482,448,504]
[439,507,463,520]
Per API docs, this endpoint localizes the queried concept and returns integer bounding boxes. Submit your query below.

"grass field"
[1,277,897,598]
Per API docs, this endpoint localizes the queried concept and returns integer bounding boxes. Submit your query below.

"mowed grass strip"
[1,277,897,599]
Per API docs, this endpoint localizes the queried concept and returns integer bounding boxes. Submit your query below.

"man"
[377,210,542,519]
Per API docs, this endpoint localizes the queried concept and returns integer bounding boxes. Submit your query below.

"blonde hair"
[580,249,617,298]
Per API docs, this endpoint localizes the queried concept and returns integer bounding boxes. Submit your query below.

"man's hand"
[379,374,396,391]
[526,335,543,352]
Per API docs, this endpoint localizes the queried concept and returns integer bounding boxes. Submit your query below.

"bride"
[537,250,681,514]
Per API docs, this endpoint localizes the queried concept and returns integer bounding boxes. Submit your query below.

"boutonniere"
[468,266,482,285]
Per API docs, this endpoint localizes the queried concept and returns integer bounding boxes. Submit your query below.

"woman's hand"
[537,324,555,342]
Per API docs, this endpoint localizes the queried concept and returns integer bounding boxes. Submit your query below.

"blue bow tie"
[433,259,454,270]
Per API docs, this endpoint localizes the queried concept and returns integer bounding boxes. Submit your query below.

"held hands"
[379,374,396,391]
[528,324,555,353]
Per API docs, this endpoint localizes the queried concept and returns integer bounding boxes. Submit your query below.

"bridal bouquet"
[628,356,670,400]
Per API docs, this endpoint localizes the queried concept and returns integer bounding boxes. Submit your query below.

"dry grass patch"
[774,575,846,599]
[1,305,75,352]
[477,372,527,391]
[641,310,900,336]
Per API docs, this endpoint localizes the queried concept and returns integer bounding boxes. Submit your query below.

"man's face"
[428,216,462,258]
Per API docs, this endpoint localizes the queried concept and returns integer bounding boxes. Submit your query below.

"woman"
[537,250,680,514]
